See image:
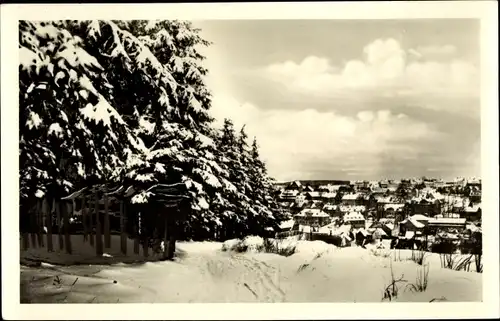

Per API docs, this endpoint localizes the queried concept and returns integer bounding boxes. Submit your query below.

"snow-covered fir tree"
[248,137,283,232]
[19,20,143,209]
[19,19,281,243]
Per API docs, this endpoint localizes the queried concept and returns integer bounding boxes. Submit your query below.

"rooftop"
[343,212,365,221]
[428,217,467,225]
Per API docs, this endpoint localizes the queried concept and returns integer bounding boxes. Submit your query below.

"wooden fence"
[275,230,303,239]
[20,183,188,261]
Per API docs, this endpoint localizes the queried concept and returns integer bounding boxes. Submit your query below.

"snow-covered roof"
[279,219,295,230]
[465,204,481,212]
[288,180,302,188]
[372,228,388,237]
[320,192,337,199]
[296,208,330,217]
[379,218,395,225]
[385,223,395,230]
[410,214,430,221]
[318,222,338,234]
[371,187,388,194]
[343,212,365,221]
[323,204,336,211]
[409,219,425,228]
[377,196,395,203]
[400,218,425,229]
[342,193,360,200]
[299,225,313,233]
[417,188,445,201]
[332,224,352,236]
[409,195,440,204]
[281,190,299,197]
[354,228,370,237]
[428,217,467,225]
[369,220,394,230]
[318,184,338,192]
[436,231,460,240]
[383,203,405,211]
[447,195,466,205]
[466,224,480,233]
[306,191,321,198]
[403,231,415,239]
[466,178,481,185]
[338,205,366,213]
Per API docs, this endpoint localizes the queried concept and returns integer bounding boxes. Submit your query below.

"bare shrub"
[222,238,297,257]
[474,254,483,273]
[471,231,483,273]
[454,254,474,272]
[411,249,427,265]
[440,253,474,272]
[262,238,275,252]
[392,249,403,262]
[234,243,248,253]
[433,239,475,271]
[297,263,310,273]
[382,260,407,301]
[406,264,430,293]
[263,238,296,257]
[371,249,391,258]
[276,246,296,257]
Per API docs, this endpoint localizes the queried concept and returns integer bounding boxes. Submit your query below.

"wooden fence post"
[165,208,176,260]
[120,200,127,255]
[55,201,64,250]
[29,204,38,248]
[82,195,88,242]
[21,204,30,250]
[44,198,53,252]
[62,200,72,254]
[22,231,30,251]
[142,209,149,258]
[95,189,103,256]
[104,186,111,249]
[163,212,169,260]
[89,193,95,247]
[134,208,140,255]
[36,199,44,247]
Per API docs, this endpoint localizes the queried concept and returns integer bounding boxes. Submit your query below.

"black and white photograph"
[1,1,499,320]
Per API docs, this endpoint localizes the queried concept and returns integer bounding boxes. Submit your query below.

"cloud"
[264,38,479,100]
[413,44,458,58]
[209,94,439,181]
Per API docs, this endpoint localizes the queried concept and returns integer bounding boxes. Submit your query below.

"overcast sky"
[193,19,481,182]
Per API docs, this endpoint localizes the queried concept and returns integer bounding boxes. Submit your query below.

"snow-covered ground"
[20,236,482,303]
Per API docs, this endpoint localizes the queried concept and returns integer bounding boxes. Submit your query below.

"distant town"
[272,177,482,248]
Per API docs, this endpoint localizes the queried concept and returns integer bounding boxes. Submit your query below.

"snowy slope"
[20,239,482,303]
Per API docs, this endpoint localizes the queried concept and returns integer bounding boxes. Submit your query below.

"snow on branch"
[131,191,153,204]
[80,94,125,127]
[26,111,43,130]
